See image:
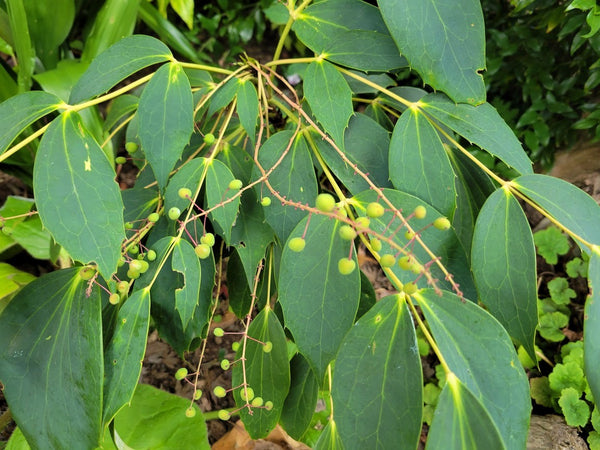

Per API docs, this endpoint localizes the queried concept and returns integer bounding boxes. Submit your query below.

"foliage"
[0,0,600,448]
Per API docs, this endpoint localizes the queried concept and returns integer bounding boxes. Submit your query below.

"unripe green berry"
[138,260,149,273]
[127,269,140,280]
[218,409,231,420]
[288,237,306,252]
[232,341,240,352]
[338,258,356,275]
[109,293,120,305]
[339,225,357,241]
[251,397,264,407]
[129,245,139,255]
[148,212,160,223]
[115,156,127,165]
[117,281,129,294]
[398,256,412,271]
[117,257,125,267]
[265,401,273,411]
[263,341,273,353]
[380,254,396,268]
[214,327,224,337]
[175,367,188,380]
[168,207,181,220]
[146,250,157,261]
[261,197,271,206]
[78,266,96,280]
[403,282,418,295]
[194,390,203,400]
[414,205,427,219]
[194,244,211,259]
[370,238,382,252]
[178,187,192,199]
[355,216,370,229]
[335,207,348,219]
[125,142,139,153]
[366,202,385,218]
[200,233,215,247]
[213,386,227,398]
[411,262,424,274]
[124,222,134,230]
[405,230,415,240]
[433,217,451,230]
[240,387,255,401]
[220,359,230,370]
[185,407,196,418]
[204,133,216,145]
[129,260,143,273]
[228,179,243,190]
[316,193,336,212]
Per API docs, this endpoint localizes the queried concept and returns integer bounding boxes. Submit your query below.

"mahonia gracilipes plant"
[1,0,600,448]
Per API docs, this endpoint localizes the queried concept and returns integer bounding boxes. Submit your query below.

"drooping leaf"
[304,60,353,151]
[138,62,193,191]
[171,238,200,331]
[379,0,486,104]
[236,78,259,146]
[205,158,241,244]
[356,270,377,320]
[0,268,103,449]
[585,252,600,403]
[232,308,290,439]
[279,214,361,380]
[0,91,63,153]
[71,34,171,103]
[170,0,194,29]
[6,0,35,92]
[102,288,151,424]
[389,108,456,218]
[419,93,533,175]
[333,295,422,448]
[414,289,531,449]
[471,187,537,360]
[33,112,125,279]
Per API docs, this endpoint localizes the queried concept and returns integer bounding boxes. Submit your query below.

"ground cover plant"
[1,0,600,448]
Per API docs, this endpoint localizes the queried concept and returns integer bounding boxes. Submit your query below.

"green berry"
[261,197,272,206]
[214,327,224,337]
[228,179,243,190]
[78,266,96,280]
[124,222,134,230]
[338,258,356,275]
[411,262,424,274]
[265,401,273,411]
[146,250,157,261]
[232,341,240,352]
[288,237,306,252]
[138,260,149,273]
[403,282,418,295]
[168,207,181,220]
[148,212,160,223]
[194,390,203,400]
[117,281,129,294]
[125,142,139,153]
[366,202,385,218]
[218,409,231,421]
[240,387,255,401]
[185,407,196,418]
[204,133,216,145]
[129,260,143,273]
[115,156,127,165]
[175,367,188,380]
[213,386,227,398]
[194,244,211,259]
[398,256,412,271]
[339,225,357,241]
[370,238,382,252]
[127,269,140,280]
[220,359,230,370]
[251,397,264,407]
[263,341,273,353]
[335,207,348,219]
[109,293,120,305]
[316,193,336,212]
[117,257,125,268]
[433,217,451,230]
[178,187,192,199]
[129,245,139,255]
[404,230,415,240]
[200,233,215,247]
[414,205,427,219]
[355,217,370,229]
[380,254,396,268]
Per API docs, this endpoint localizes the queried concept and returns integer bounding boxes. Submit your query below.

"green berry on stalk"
[288,237,306,252]
[218,410,231,421]
[185,407,196,418]
[403,282,418,295]
[109,293,120,305]
[117,281,129,294]
[175,367,188,380]
[129,245,139,255]
[146,250,157,261]
[335,207,348,219]
[194,244,211,259]
[380,254,396,268]
[405,230,415,240]
[178,187,192,199]
[339,225,357,241]
[213,386,227,398]
[125,142,139,153]
[194,390,203,400]
[138,260,149,273]
[78,266,96,280]
[355,217,370,229]
[220,359,230,370]
[366,202,385,218]
[261,197,271,206]
[370,238,382,252]
[316,193,336,212]
[338,258,356,275]
[411,262,424,274]
[232,341,240,352]
[265,401,273,411]
[263,341,273,353]
[240,387,255,401]
[214,327,224,337]
[129,260,143,273]
[204,133,216,145]
[148,212,160,223]
[168,207,181,220]
[433,217,451,230]
[125,222,134,230]
[251,397,264,407]
[115,156,127,165]
[414,205,427,219]
[398,256,412,271]
[127,269,140,280]
[228,179,243,190]
[200,233,215,247]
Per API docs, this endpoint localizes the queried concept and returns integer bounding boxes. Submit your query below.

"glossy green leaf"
[315,113,392,196]
[104,94,139,132]
[389,108,456,218]
[314,420,344,450]
[333,295,422,449]
[138,62,193,191]
[471,187,537,360]
[0,91,63,153]
[232,308,290,439]
[103,288,151,424]
[207,77,239,118]
[304,60,353,151]
[414,289,531,449]
[205,158,241,244]
[379,0,485,104]
[514,174,600,251]
[0,268,103,449]
[0,263,35,315]
[236,78,259,146]
[6,0,34,92]
[280,353,319,440]
[170,0,194,29]
[256,131,317,242]
[33,112,125,279]
[10,215,57,260]
[226,249,255,316]
[419,93,533,175]
[0,195,35,255]
[426,373,506,450]
[172,238,200,331]
[585,252,600,403]
[356,270,377,320]
[279,214,361,380]
[292,0,406,71]
[163,157,205,213]
[114,384,209,449]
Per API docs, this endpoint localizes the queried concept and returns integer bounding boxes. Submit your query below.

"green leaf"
[227,249,258,316]
[205,158,241,244]
[471,187,537,360]
[255,131,317,242]
[515,174,600,252]
[6,0,34,92]
[304,60,353,151]
[333,295,422,448]
[419,93,533,175]
[559,387,590,427]
[548,277,576,305]
[172,238,200,331]
[550,362,587,396]
[138,62,193,191]
[236,78,259,146]
[356,269,377,320]
[280,354,319,440]
[114,384,209,448]
[279,214,361,380]
[292,0,406,71]
[314,420,344,450]
[414,289,531,449]
[389,108,456,218]
[0,268,103,449]
[170,0,194,29]
[102,288,151,424]
[0,91,63,153]
[538,311,569,342]
[10,215,57,260]
[530,376,552,408]
[533,226,570,265]
[585,253,600,403]
[426,374,506,450]
[33,112,125,279]
[104,94,139,132]
[163,157,205,214]
[232,308,290,439]
[566,257,588,278]
[207,77,239,118]
[0,263,35,315]
[378,0,486,105]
